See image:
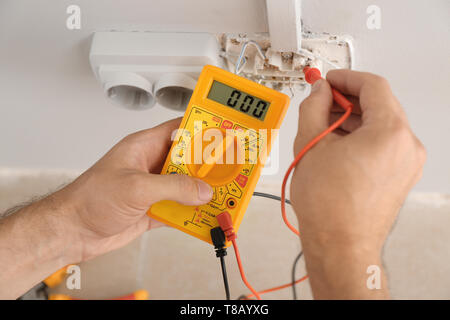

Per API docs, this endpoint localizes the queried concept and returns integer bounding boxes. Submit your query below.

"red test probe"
[218,67,355,300]
[281,67,354,236]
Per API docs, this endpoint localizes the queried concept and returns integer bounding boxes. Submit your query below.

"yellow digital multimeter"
[148,65,290,245]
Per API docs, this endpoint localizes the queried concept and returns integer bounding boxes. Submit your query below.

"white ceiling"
[0,0,449,192]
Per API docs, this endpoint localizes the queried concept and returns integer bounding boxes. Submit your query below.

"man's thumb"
[145,173,213,206]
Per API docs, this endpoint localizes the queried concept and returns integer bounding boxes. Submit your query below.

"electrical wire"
[227,68,352,301]
[230,192,306,300]
[235,40,266,75]
[281,79,353,236]
[239,68,354,300]
[231,239,261,300]
[253,191,291,205]
[253,191,304,300]
[242,274,309,300]
[219,255,230,300]
[233,41,340,76]
[210,227,231,300]
[298,48,341,69]
[272,68,353,300]
[291,251,303,300]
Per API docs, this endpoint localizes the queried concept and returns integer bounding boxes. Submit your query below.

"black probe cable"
[291,251,303,300]
[211,227,231,300]
[211,191,302,300]
[219,254,230,300]
[253,191,292,205]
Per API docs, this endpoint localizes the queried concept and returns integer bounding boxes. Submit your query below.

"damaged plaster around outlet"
[217,32,354,93]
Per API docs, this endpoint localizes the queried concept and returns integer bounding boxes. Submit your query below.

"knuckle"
[298,97,318,124]
[299,97,312,114]
[417,165,425,179]
[121,132,139,144]
[122,128,153,144]
[415,140,427,165]
[380,118,412,149]
[118,132,145,151]
[370,74,390,88]
[386,118,427,167]
[300,93,322,111]
[386,118,409,141]
[293,136,302,156]
[121,132,134,143]
[117,134,135,150]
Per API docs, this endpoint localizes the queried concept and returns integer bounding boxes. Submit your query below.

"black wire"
[291,251,303,300]
[253,191,304,300]
[211,227,231,300]
[219,255,231,300]
[213,192,292,300]
[252,191,291,205]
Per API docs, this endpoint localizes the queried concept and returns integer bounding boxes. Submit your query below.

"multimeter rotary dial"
[186,127,244,187]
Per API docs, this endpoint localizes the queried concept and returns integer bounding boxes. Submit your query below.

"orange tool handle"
[114,289,149,300]
[48,289,149,300]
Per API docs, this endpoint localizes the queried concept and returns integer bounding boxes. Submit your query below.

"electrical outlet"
[219,32,354,92]
[89,32,223,111]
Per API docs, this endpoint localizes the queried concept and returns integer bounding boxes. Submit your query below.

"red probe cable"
[217,212,261,300]
[281,67,354,236]
[218,68,354,300]
[243,274,309,300]
[260,68,354,299]
[231,239,261,300]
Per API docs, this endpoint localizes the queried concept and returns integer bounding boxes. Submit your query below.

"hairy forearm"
[302,241,389,299]
[0,192,79,299]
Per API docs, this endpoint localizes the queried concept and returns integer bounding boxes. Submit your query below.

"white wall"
[0,0,449,192]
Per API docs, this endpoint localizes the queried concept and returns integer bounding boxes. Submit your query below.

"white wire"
[298,48,341,69]
[345,39,356,70]
[230,39,343,97]
[232,38,340,73]
[235,40,266,75]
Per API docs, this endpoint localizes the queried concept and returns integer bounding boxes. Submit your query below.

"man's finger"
[326,69,394,98]
[326,70,403,124]
[118,118,182,172]
[330,96,362,115]
[329,112,362,133]
[297,79,334,143]
[143,173,213,206]
[125,117,182,147]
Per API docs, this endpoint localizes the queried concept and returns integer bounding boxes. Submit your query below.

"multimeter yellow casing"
[148,65,290,245]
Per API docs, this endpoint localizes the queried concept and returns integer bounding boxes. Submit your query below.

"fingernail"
[196,180,213,202]
[311,79,323,92]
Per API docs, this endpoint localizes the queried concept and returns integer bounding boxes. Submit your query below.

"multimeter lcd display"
[207,81,270,121]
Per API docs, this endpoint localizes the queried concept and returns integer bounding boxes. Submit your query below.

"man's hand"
[290,70,426,299]
[57,118,213,261]
[0,118,213,298]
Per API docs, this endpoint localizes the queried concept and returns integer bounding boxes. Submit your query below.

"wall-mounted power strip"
[89,32,224,111]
